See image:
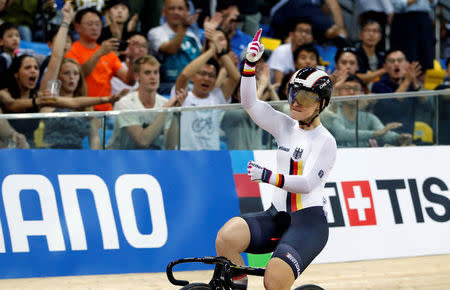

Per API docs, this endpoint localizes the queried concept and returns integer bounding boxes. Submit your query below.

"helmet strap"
[298,99,324,128]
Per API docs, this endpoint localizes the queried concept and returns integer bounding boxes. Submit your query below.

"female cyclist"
[215,29,336,290]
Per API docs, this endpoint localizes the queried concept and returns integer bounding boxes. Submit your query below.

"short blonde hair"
[132,55,160,74]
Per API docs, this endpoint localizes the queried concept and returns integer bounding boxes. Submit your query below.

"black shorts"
[241,205,329,278]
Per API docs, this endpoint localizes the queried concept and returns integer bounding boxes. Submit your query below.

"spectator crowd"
[0,0,448,150]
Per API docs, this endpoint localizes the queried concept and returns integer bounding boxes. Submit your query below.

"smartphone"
[118,40,129,51]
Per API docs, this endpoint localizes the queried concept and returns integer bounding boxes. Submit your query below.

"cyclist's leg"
[216,217,251,267]
[264,258,295,290]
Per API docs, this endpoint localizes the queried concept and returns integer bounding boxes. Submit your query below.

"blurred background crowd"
[0,0,449,150]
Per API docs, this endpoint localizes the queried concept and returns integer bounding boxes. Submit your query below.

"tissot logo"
[325,178,450,227]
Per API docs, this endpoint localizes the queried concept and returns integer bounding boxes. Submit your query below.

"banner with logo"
[0,150,240,278]
[245,147,450,263]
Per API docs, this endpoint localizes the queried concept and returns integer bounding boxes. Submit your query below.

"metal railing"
[0,89,449,150]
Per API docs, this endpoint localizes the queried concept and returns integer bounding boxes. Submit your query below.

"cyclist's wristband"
[269,173,285,188]
[242,61,256,77]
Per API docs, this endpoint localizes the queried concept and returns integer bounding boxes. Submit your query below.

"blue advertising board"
[0,150,240,278]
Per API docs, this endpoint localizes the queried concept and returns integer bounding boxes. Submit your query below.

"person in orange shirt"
[66,7,135,111]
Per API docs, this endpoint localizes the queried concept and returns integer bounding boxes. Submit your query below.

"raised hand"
[61,0,74,24]
[246,28,264,64]
[109,88,130,104]
[405,61,422,82]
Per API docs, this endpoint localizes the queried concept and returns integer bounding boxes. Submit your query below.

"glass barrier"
[0,90,449,150]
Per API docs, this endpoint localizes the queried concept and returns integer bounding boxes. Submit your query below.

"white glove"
[247,161,272,183]
[245,28,265,64]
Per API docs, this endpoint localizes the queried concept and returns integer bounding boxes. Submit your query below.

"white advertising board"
[253,146,450,263]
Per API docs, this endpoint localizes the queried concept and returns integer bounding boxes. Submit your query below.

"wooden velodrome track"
[0,254,449,289]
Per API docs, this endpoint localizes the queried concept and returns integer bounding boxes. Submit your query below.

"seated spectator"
[222,55,279,150]
[0,22,20,74]
[294,43,320,70]
[38,25,74,86]
[270,0,347,43]
[356,19,386,85]
[39,2,125,149]
[355,0,394,51]
[267,19,314,84]
[334,46,359,76]
[330,74,412,147]
[371,49,432,136]
[215,0,252,59]
[1,0,56,41]
[66,7,135,111]
[98,0,138,44]
[0,108,29,148]
[173,30,240,150]
[0,54,58,146]
[147,0,201,95]
[107,55,184,150]
[434,57,450,145]
[110,32,148,95]
[390,0,437,71]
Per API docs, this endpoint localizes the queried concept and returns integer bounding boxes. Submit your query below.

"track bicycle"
[166,255,324,290]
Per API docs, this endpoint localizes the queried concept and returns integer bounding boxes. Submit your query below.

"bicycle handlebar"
[166,256,266,287]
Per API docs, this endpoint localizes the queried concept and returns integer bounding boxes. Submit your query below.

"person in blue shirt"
[216,0,252,60]
[371,49,433,136]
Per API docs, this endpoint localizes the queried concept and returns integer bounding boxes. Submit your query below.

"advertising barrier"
[0,146,449,278]
[0,150,240,278]
[246,147,450,264]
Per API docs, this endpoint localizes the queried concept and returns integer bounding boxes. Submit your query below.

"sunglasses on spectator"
[341,47,357,53]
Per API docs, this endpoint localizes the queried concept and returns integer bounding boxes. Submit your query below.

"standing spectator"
[173,30,240,150]
[330,74,412,147]
[2,0,57,41]
[0,22,20,74]
[107,55,184,150]
[267,19,314,84]
[270,0,347,43]
[371,49,426,135]
[237,0,260,36]
[390,0,437,71]
[434,57,450,145]
[98,0,139,44]
[147,0,201,95]
[355,0,394,52]
[216,0,252,59]
[66,7,135,111]
[110,32,148,95]
[356,19,386,85]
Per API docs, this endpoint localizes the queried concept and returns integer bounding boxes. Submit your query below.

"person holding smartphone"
[66,7,136,111]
